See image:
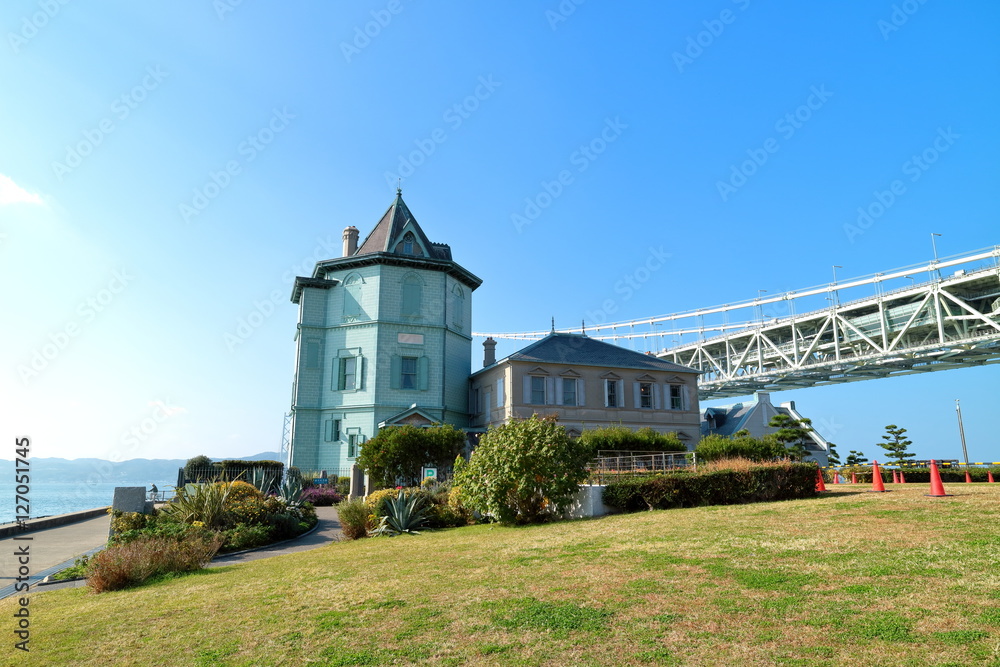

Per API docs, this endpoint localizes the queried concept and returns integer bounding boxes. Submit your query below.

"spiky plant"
[159,481,232,529]
[369,491,427,537]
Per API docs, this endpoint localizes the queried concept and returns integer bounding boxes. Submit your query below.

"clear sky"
[2,1,997,464]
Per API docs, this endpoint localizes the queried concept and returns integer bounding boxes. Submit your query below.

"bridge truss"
[473,247,1000,399]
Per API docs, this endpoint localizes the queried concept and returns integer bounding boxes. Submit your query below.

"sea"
[0,479,177,526]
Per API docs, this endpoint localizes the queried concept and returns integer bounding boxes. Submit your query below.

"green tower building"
[288,191,482,474]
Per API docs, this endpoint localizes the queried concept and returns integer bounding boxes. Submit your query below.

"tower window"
[338,357,357,390]
[402,275,422,318]
[401,357,418,389]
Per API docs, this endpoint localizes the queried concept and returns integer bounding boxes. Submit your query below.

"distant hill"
[0,452,286,484]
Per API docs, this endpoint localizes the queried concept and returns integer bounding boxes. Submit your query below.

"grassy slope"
[6,485,1000,666]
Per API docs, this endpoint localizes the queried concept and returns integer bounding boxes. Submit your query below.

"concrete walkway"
[0,513,111,599]
[0,505,342,599]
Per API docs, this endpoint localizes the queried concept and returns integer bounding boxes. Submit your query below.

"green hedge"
[826,466,999,484]
[602,462,818,512]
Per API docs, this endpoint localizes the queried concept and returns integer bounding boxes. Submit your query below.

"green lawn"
[7,484,1000,666]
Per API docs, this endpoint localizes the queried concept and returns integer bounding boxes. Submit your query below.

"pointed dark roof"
[478,332,699,374]
[354,191,452,260]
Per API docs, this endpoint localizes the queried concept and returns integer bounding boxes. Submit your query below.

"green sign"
[423,467,437,479]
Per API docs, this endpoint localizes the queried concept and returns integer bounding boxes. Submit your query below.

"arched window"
[402,232,415,255]
[401,274,422,318]
[343,274,363,320]
[451,284,464,326]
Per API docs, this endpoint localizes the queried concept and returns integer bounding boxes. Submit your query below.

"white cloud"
[0,174,43,205]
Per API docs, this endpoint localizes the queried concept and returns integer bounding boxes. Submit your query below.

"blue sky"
[2,1,997,464]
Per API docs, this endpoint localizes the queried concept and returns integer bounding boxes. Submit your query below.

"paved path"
[0,513,111,598]
[0,505,342,599]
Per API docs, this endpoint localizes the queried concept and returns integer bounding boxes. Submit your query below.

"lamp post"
[955,399,970,468]
[756,289,767,324]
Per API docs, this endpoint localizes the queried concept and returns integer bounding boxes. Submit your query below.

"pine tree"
[878,424,916,466]
[768,414,813,462]
[845,450,868,466]
[827,442,841,466]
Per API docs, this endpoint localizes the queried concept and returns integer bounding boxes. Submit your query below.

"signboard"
[422,467,437,480]
[313,477,329,485]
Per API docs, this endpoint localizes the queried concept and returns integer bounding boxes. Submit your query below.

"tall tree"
[768,414,813,462]
[878,424,915,466]
[358,424,466,489]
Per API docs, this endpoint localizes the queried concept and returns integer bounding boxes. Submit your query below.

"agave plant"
[250,468,280,496]
[369,491,427,537]
[277,475,304,508]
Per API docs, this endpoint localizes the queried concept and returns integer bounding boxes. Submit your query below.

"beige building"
[469,332,702,446]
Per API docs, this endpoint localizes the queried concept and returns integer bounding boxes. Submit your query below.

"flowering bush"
[301,487,343,507]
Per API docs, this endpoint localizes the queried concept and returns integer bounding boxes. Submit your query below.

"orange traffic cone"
[965,470,973,484]
[851,472,858,484]
[869,461,887,493]
[816,468,827,492]
[892,470,900,484]
[899,470,906,484]
[833,472,840,485]
[989,471,996,483]
[927,459,950,497]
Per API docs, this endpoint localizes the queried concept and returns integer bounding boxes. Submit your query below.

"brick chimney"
[483,337,497,367]
[342,226,359,257]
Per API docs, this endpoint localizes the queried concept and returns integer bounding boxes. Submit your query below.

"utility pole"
[832,265,842,306]
[931,233,942,280]
[955,399,970,467]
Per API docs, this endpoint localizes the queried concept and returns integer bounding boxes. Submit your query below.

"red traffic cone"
[927,459,950,497]
[899,470,906,484]
[893,470,900,484]
[833,472,840,485]
[851,472,858,484]
[816,468,827,492]
[989,471,996,483]
[965,470,973,484]
[870,461,887,493]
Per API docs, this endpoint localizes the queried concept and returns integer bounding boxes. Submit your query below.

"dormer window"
[403,233,414,255]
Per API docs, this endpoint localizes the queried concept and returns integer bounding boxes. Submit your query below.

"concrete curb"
[0,507,110,539]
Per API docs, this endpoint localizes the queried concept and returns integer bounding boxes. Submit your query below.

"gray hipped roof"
[488,332,698,374]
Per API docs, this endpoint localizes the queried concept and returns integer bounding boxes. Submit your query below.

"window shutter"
[390,355,401,390]
[652,383,661,410]
[682,384,692,411]
[603,380,610,407]
[523,375,532,404]
[418,356,429,390]
[496,378,504,407]
[357,355,365,391]
[555,378,564,405]
[324,419,334,442]
[578,380,586,407]
[333,358,342,390]
[633,382,641,409]
[545,377,555,405]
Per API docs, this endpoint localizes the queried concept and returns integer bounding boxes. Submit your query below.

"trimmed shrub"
[337,497,371,540]
[87,533,222,593]
[602,461,817,512]
[829,466,1000,484]
[695,433,786,462]
[336,476,351,496]
[580,426,686,453]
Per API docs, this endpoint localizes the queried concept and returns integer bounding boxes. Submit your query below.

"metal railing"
[587,451,695,485]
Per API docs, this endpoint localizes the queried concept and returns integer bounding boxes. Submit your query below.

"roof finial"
[551,316,555,333]
[581,319,586,336]
[396,178,402,197]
